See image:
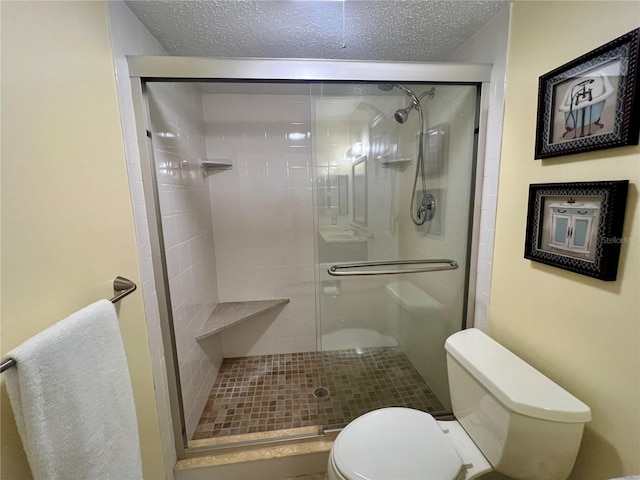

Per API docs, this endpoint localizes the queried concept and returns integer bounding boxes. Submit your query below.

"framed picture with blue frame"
[534,28,640,159]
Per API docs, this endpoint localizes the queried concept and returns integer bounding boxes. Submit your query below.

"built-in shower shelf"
[379,157,413,169]
[200,158,233,171]
[196,299,290,341]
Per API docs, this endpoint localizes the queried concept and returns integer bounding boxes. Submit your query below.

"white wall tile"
[108,1,179,476]
[204,94,316,356]
[111,0,225,451]
[448,5,510,333]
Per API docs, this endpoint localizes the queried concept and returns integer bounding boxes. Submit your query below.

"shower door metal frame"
[127,56,491,460]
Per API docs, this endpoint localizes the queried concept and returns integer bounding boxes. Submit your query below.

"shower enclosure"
[128,57,489,459]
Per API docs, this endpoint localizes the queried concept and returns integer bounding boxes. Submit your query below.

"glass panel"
[143,79,479,446]
[555,217,569,243]
[312,82,478,428]
[146,80,324,446]
[573,218,589,247]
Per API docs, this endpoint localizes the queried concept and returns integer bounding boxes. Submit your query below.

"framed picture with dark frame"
[524,180,629,281]
[535,28,640,159]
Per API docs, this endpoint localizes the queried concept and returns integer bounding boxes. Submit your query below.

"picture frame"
[535,28,640,159]
[524,180,629,281]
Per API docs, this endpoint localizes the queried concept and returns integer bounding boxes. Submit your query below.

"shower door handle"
[328,259,458,276]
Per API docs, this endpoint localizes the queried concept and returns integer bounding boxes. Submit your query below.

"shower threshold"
[188,425,323,450]
[192,347,446,442]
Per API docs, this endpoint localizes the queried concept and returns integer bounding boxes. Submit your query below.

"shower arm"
[393,84,420,106]
[399,88,436,113]
[417,88,436,102]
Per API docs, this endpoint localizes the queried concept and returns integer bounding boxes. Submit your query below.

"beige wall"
[0,2,165,478]
[491,2,639,478]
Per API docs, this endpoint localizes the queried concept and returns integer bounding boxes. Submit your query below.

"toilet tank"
[445,329,591,480]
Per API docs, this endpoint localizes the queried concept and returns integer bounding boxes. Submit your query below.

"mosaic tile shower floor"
[193,347,447,440]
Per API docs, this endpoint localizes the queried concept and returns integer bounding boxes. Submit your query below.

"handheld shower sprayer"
[377,83,437,225]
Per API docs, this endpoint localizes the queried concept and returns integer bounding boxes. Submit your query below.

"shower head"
[394,106,412,124]
[378,84,435,124]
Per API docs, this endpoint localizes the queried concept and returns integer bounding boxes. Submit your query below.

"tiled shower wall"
[147,83,223,439]
[108,2,176,475]
[203,94,317,357]
[448,5,510,333]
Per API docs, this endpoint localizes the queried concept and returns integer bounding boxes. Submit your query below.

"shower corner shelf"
[196,298,290,341]
[379,157,413,169]
[200,158,233,171]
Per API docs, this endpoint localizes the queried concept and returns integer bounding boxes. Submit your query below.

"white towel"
[5,300,143,480]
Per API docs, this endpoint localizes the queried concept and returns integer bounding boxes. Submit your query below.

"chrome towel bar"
[110,276,138,304]
[0,276,137,374]
[328,259,458,276]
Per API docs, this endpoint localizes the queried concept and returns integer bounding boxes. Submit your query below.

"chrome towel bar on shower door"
[328,259,458,276]
[0,276,137,374]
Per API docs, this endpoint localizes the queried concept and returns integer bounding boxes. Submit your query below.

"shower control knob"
[422,192,437,222]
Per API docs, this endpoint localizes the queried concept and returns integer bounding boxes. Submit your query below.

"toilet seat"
[331,408,464,480]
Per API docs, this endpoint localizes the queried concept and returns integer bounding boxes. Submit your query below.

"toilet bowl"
[327,328,591,480]
[327,408,492,480]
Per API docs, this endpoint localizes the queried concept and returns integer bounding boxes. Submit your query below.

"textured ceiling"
[125,0,509,62]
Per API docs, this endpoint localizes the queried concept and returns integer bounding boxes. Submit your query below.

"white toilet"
[327,328,591,480]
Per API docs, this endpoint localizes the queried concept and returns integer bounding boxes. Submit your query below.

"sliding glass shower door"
[312,82,479,428]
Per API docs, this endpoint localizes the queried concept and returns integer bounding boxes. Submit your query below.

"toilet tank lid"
[445,329,591,423]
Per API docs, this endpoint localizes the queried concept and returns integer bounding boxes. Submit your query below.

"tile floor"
[193,346,446,440]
